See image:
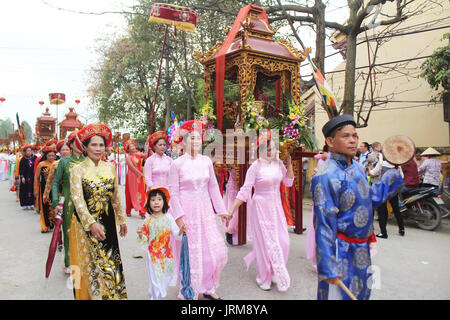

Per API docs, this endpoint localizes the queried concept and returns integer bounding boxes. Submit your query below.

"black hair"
[41,150,56,162]
[362,142,370,149]
[371,141,381,150]
[68,137,76,147]
[323,145,328,153]
[152,138,167,151]
[145,189,169,215]
[83,135,107,149]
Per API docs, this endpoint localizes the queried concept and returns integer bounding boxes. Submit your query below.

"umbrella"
[179,233,194,299]
[45,197,64,278]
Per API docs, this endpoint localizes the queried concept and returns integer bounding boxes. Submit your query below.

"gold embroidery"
[70,158,125,231]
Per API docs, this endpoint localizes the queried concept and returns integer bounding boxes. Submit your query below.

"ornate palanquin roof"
[196,6,307,65]
[59,107,83,129]
[37,108,56,123]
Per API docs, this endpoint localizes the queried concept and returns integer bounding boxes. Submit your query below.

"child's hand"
[137,226,143,238]
[179,224,187,235]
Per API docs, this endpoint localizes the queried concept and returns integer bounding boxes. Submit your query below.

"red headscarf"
[145,186,171,209]
[42,145,57,154]
[56,140,67,153]
[256,129,273,148]
[124,140,137,153]
[148,131,169,150]
[178,120,206,142]
[76,123,112,151]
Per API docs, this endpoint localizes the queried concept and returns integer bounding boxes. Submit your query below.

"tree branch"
[266,4,315,16]
[269,14,348,34]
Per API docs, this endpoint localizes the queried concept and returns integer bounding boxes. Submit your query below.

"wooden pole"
[237,136,249,245]
[294,155,303,234]
[237,163,247,245]
[293,150,317,234]
[337,279,358,300]
[150,25,169,134]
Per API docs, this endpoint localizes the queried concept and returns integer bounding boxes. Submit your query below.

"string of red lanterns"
[38,98,81,107]
[0,96,82,106]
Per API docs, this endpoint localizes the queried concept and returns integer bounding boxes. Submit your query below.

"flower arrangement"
[196,97,216,131]
[279,100,315,157]
[243,92,269,133]
[193,97,217,143]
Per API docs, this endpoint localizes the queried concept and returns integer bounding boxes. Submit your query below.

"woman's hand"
[221,214,233,227]
[285,155,294,178]
[176,217,185,229]
[178,224,187,236]
[22,177,25,184]
[90,222,106,241]
[119,224,128,237]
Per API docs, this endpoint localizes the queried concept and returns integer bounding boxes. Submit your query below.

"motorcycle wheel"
[416,200,442,231]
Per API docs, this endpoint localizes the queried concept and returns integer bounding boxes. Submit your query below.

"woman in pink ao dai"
[227,130,294,292]
[167,120,230,300]
[144,131,173,191]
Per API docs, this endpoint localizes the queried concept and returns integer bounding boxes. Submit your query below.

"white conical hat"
[421,147,440,156]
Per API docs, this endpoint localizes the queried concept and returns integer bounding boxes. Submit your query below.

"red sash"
[337,232,376,245]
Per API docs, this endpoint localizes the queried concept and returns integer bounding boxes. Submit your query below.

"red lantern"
[75,99,80,105]
[0,97,5,103]
[39,101,45,106]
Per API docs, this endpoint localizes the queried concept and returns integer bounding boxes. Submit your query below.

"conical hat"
[421,147,440,156]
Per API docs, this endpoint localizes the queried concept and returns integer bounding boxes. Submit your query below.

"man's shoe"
[376,233,388,239]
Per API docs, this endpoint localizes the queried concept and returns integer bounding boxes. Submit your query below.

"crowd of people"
[0,120,299,301]
[0,115,447,301]
[355,139,445,239]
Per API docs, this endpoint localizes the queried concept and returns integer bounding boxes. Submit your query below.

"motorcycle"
[399,186,444,231]
[440,189,450,219]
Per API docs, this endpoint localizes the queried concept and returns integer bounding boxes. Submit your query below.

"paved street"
[1,179,449,300]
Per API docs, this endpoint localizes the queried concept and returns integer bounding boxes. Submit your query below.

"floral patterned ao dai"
[138,214,181,300]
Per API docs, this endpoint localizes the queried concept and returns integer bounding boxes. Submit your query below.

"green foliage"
[86,0,313,139]
[0,119,33,143]
[0,118,13,139]
[420,33,450,94]
[22,121,33,143]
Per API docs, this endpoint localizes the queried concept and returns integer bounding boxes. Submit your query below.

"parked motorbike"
[440,189,450,219]
[399,186,443,231]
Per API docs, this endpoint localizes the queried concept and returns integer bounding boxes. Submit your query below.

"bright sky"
[0,0,133,135]
[0,0,346,137]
